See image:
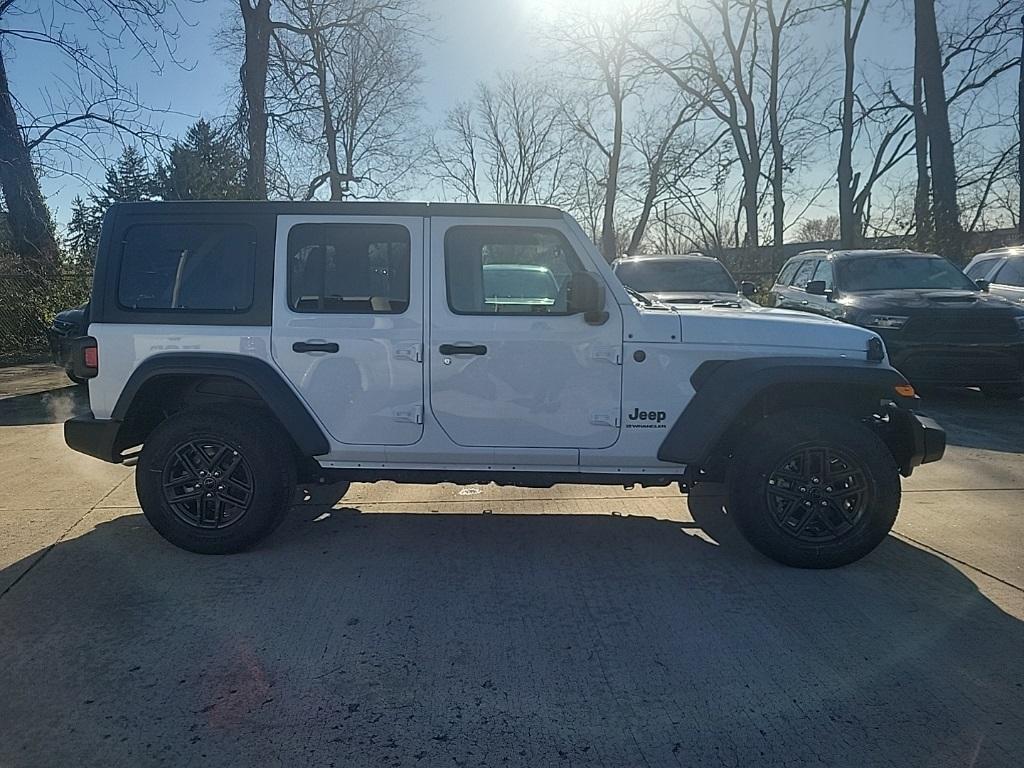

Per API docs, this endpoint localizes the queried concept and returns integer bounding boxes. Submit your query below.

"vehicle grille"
[901,312,1019,339]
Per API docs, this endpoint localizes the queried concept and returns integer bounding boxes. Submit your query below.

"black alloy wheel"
[765,446,869,543]
[161,439,255,529]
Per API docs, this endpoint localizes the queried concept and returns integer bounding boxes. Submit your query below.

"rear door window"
[287,223,411,314]
[118,223,256,311]
[994,259,1024,287]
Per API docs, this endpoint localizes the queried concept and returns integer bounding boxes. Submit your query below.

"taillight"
[74,337,99,379]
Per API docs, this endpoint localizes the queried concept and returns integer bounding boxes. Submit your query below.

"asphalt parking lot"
[0,364,1021,767]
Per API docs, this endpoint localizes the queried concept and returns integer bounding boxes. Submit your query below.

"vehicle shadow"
[916,387,1024,453]
[1,494,1021,767]
[0,385,88,426]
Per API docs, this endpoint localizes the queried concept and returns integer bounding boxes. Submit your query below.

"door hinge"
[394,343,423,363]
[590,345,623,365]
[590,411,621,427]
[393,405,423,424]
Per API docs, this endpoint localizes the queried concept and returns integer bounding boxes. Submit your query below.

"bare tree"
[265,0,420,200]
[429,74,569,206]
[795,214,840,242]
[558,5,657,260]
[837,0,869,246]
[0,0,186,271]
[235,0,412,200]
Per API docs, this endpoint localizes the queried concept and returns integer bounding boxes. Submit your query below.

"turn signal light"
[894,384,916,398]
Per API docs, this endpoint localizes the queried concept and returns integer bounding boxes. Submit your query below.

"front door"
[428,219,623,450]
[271,215,424,446]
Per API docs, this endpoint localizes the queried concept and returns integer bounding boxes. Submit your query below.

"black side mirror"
[805,280,827,296]
[740,281,756,297]
[567,271,608,325]
[975,279,990,292]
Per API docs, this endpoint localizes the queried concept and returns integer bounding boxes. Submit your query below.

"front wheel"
[726,409,901,568]
[136,407,296,554]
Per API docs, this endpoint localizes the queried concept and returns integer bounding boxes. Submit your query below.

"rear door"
[271,215,425,446]
[428,218,623,451]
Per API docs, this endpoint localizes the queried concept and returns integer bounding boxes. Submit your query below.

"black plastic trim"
[659,356,912,465]
[112,353,329,457]
[65,415,123,463]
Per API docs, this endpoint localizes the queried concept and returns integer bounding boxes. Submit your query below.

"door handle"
[293,340,339,353]
[439,343,487,356]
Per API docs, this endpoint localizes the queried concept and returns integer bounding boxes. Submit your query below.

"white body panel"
[89,209,886,475]
[269,215,425,446]
[426,216,624,450]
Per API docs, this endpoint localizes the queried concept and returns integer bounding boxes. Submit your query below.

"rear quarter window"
[118,223,256,311]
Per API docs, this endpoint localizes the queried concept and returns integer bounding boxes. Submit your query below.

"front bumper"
[893,409,946,476]
[65,415,123,463]
[883,338,1024,386]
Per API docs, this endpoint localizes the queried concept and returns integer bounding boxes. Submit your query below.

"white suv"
[65,202,945,567]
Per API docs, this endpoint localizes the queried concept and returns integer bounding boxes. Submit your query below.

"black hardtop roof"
[108,200,564,219]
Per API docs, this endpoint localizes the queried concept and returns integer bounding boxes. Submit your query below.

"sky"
[5,0,989,231]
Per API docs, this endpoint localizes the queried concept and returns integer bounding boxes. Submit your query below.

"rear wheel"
[726,409,900,568]
[981,384,1024,401]
[136,407,296,554]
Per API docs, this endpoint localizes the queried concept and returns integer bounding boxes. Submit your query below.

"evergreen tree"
[156,119,246,200]
[66,146,155,263]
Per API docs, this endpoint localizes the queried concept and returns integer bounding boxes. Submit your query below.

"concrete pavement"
[0,369,1021,767]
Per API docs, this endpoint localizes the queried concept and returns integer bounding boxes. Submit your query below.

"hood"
[645,290,742,305]
[840,289,1021,314]
[678,303,876,354]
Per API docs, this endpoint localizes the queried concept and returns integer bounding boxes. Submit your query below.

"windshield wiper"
[623,285,654,306]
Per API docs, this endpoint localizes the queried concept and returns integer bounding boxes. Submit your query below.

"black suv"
[770,249,1024,399]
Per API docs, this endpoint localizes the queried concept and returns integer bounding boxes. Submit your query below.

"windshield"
[615,260,737,293]
[837,256,978,292]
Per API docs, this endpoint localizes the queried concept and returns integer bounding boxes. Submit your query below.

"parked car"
[611,253,757,307]
[482,263,562,309]
[964,246,1024,305]
[46,302,89,384]
[65,201,945,568]
[770,249,1024,399]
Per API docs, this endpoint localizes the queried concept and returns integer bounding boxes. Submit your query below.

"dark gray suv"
[770,249,1024,399]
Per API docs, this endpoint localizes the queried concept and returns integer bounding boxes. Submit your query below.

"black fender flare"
[658,357,911,466]
[112,352,330,457]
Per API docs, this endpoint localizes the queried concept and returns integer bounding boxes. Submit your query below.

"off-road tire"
[726,409,900,569]
[137,407,296,554]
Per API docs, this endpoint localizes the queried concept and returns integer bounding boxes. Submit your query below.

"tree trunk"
[311,31,343,201]
[625,158,662,256]
[915,0,961,257]
[1018,13,1022,237]
[767,3,785,251]
[837,0,865,248]
[912,41,932,249]
[0,48,58,273]
[600,90,624,262]
[239,0,272,200]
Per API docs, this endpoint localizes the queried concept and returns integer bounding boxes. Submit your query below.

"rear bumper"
[65,415,123,463]
[884,338,1024,386]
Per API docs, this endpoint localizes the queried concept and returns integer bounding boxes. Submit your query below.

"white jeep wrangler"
[65,202,945,567]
